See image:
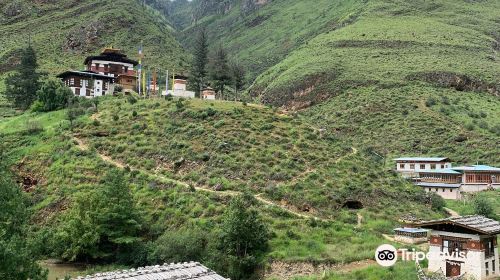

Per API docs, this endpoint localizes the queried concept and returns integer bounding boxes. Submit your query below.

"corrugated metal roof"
[393,157,450,162]
[414,215,500,235]
[416,182,461,188]
[419,169,461,174]
[451,165,500,172]
[394,227,428,233]
[72,262,228,280]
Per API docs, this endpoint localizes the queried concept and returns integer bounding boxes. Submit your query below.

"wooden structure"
[417,165,500,199]
[57,70,115,98]
[84,48,138,92]
[411,215,500,280]
[72,262,228,280]
[394,157,452,178]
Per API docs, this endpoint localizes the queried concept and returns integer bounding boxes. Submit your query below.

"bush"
[149,228,209,264]
[24,120,43,134]
[35,78,73,112]
[473,196,494,218]
[132,111,138,118]
[425,97,437,107]
[127,95,137,104]
[113,115,119,121]
[465,123,475,131]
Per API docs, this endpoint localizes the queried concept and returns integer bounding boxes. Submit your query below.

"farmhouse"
[394,157,452,178]
[411,215,500,280]
[57,70,115,98]
[71,262,227,280]
[417,165,500,199]
[163,75,195,98]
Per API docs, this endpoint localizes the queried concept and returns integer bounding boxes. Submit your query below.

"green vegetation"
[291,262,418,280]
[446,191,500,218]
[0,97,443,279]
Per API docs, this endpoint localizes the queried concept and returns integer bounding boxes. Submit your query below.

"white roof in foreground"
[73,262,228,280]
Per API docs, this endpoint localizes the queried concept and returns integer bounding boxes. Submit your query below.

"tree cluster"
[190,29,247,101]
[3,46,73,112]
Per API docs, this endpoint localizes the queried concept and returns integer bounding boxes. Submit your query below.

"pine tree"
[215,193,270,280]
[209,45,231,99]
[4,46,40,110]
[190,28,209,97]
[231,63,245,101]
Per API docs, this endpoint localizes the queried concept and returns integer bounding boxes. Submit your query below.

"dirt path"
[264,259,376,279]
[444,207,460,217]
[335,147,358,164]
[73,135,337,220]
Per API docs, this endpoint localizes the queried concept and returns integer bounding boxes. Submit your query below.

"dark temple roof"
[57,70,115,81]
[84,48,138,66]
[72,262,228,280]
[413,215,500,235]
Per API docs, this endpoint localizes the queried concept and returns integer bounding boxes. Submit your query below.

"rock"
[174,157,185,169]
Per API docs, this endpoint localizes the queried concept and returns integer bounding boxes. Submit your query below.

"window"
[70,78,75,86]
[486,262,489,276]
[484,238,495,258]
[420,164,425,169]
[442,188,445,192]
[493,260,496,274]
[442,239,467,256]
[450,189,453,192]
[431,164,436,170]
[428,188,431,191]
[441,164,445,169]
[435,188,438,192]
[410,164,415,169]
[400,164,405,169]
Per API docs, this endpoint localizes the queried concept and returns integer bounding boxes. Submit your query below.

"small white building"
[162,77,195,98]
[202,87,216,100]
[412,216,500,280]
[394,157,452,178]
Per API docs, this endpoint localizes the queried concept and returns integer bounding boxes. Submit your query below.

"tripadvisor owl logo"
[375,244,397,267]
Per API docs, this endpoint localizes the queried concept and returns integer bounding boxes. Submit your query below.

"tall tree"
[209,45,231,99]
[4,46,40,110]
[230,63,245,101]
[212,193,270,280]
[0,155,47,280]
[56,170,141,262]
[190,28,209,97]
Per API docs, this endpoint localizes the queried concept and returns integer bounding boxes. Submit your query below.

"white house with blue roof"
[394,157,452,178]
[417,165,500,200]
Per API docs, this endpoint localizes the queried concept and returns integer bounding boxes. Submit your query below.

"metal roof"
[394,227,428,233]
[416,182,461,188]
[393,157,450,162]
[451,165,500,172]
[414,215,500,235]
[419,169,461,174]
[72,262,228,280]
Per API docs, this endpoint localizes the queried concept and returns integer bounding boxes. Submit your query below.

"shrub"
[113,115,119,121]
[35,78,73,112]
[473,196,494,218]
[425,97,437,107]
[127,95,137,104]
[132,110,138,118]
[24,120,43,134]
[465,123,475,131]
[92,119,100,126]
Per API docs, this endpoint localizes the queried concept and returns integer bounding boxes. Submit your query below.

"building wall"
[163,89,195,99]
[423,187,461,200]
[88,60,135,77]
[427,232,500,280]
[396,162,452,173]
[461,184,491,193]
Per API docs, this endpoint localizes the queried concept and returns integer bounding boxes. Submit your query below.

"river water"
[40,261,88,280]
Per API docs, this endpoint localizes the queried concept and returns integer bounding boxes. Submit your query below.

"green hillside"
[0,97,442,277]
[0,0,188,78]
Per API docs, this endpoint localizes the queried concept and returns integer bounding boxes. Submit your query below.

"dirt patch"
[408,71,499,97]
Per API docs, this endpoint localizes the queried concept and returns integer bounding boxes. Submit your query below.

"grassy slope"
[0,97,442,266]
[176,0,365,79]
[0,0,188,81]
[244,0,500,166]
